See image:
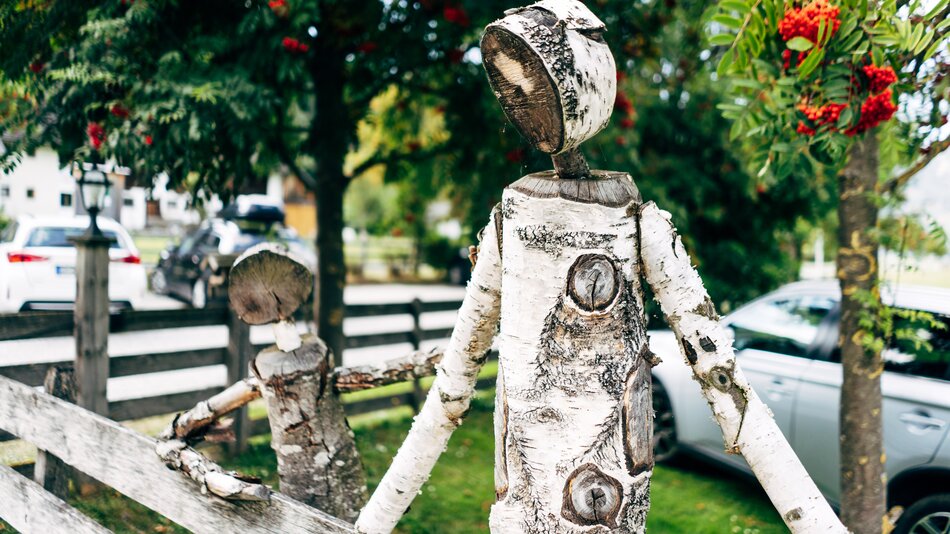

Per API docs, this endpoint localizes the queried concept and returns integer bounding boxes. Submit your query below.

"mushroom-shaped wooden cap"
[228,243,313,326]
[481,0,616,154]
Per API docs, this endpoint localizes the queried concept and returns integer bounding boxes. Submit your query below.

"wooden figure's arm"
[638,201,848,534]
[356,207,504,534]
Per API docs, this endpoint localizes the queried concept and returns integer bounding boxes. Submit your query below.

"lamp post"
[71,162,114,423]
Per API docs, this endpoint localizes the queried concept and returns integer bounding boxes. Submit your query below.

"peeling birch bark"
[252,335,367,522]
[356,207,503,534]
[334,348,443,393]
[156,439,270,501]
[159,377,261,442]
[639,201,848,534]
[489,172,651,533]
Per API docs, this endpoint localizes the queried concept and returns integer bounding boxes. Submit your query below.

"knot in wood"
[567,254,619,312]
[561,463,623,528]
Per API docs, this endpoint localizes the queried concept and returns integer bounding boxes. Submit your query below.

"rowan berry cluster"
[282,37,309,54]
[268,0,289,18]
[845,89,897,136]
[778,0,841,43]
[798,101,845,125]
[87,123,105,150]
[862,64,898,94]
[614,87,635,130]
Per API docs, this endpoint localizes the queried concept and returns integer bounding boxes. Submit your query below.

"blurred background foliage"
[2,0,932,313]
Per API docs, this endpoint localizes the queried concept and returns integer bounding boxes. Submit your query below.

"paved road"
[0,284,466,403]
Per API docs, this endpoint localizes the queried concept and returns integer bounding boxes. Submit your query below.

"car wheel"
[191,278,208,309]
[895,494,950,534]
[150,269,168,295]
[652,377,679,463]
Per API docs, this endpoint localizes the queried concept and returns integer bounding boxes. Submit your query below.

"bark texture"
[334,348,443,392]
[490,174,652,533]
[482,0,616,154]
[229,243,313,326]
[639,202,847,533]
[356,207,503,534]
[156,440,270,501]
[837,133,884,534]
[160,378,261,442]
[34,367,76,500]
[252,335,367,522]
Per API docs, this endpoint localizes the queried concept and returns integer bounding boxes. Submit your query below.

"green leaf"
[923,38,941,60]
[732,78,764,89]
[871,34,901,46]
[897,18,910,41]
[797,48,825,80]
[938,17,950,31]
[836,16,858,41]
[722,0,752,14]
[837,106,854,128]
[709,33,736,46]
[787,36,815,51]
[717,50,735,78]
[838,27,864,51]
[906,23,924,51]
[817,18,828,45]
[712,14,743,29]
[913,27,933,55]
[924,0,948,20]
[872,47,885,65]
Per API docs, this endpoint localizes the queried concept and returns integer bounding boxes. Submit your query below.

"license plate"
[56,265,75,275]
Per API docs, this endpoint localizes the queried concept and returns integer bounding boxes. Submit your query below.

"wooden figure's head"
[481,0,616,155]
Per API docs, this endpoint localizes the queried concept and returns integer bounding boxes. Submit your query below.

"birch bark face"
[490,176,653,533]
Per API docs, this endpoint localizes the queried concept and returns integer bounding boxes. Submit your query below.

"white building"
[0,146,79,220]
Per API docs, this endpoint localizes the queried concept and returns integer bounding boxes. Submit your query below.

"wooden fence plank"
[0,375,354,534]
[0,348,227,388]
[0,463,111,534]
[109,387,225,421]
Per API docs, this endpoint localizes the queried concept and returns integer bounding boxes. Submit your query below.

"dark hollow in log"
[229,244,313,325]
[482,22,564,154]
[508,170,641,207]
[561,463,624,528]
[567,254,620,312]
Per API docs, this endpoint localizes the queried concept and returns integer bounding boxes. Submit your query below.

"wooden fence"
[0,298,470,450]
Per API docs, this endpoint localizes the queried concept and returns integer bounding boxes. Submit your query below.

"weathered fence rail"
[0,299,468,447]
[0,374,355,534]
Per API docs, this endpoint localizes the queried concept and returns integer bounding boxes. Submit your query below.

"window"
[26,188,34,199]
[883,313,950,381]
[26,227,124,249]
[123,197,135,207]
[730,296,836,358]
[1,186,9,198]
[60,193,73,207]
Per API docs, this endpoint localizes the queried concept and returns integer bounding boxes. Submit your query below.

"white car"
[651,280,950,533]
[0,216,148,312]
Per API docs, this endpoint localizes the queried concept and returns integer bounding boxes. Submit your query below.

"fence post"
[408,298,425,413]
[72,234,112,417]
[227,306,252,454]
[34,367,76,499]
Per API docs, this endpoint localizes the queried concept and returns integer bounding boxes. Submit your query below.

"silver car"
[650,280,950,533]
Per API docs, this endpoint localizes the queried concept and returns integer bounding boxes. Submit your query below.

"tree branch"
[347,144,450,180]
[880,137,950,194]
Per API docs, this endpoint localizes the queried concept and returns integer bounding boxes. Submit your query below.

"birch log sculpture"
[358,1,848,533]
[229,243,367,521]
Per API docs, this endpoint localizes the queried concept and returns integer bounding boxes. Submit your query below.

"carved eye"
[567,254,619,312]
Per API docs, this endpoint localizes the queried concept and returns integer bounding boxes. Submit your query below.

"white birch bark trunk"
[490,173,651,533]
[356,207,504,534]
[638,201,848,533]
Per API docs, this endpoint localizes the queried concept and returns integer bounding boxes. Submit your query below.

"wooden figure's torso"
[491,171,654,533]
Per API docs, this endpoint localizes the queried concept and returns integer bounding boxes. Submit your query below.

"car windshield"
[26,227,125,249]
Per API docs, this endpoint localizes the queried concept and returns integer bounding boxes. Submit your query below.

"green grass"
[0,395,785,534]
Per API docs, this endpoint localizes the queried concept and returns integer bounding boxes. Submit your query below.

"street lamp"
[77,163,111,237]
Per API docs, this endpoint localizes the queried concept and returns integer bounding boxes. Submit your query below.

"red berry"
[620,117,634,129]
[144,135,153,146]
[505,148,525,163]
[87,123,105,150]
[357,41,378,54]
[443,5,470,27]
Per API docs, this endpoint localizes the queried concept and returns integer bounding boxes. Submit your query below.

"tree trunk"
[252,335,367,522]
[312,34,351,359]
[837,133,884,533]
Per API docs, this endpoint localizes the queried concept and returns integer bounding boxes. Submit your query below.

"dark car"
[150,208,315,308]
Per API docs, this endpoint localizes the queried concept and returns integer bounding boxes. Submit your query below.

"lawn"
[1,394,785,534]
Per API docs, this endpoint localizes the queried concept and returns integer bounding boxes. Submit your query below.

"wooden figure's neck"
[551,147,591,179]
